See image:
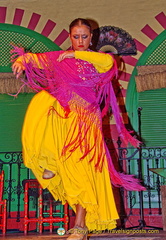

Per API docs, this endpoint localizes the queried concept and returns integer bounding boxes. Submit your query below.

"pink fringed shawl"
[11,46,145,191]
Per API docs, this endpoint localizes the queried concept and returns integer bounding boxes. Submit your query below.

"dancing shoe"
[42,169,55,179]
[67,225,88,240]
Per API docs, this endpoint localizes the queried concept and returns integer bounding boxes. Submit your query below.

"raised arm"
[12,52,46,78]
[75,51,114,73]
[57,50,114,73]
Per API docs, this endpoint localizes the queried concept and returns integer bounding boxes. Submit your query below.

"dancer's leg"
[74,204,86,228]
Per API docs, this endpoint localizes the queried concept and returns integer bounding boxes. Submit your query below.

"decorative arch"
[0,23,61,72]
[125,12,166,133]
[126,30,166,133]
[116,12,166,99]
[98,12,166,145]
[0,6,69,48]
[0,22,61,152]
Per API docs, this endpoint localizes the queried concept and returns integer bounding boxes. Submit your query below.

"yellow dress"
[21,51,119,231]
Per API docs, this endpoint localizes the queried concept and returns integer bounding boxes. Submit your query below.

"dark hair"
[69,18,92,33]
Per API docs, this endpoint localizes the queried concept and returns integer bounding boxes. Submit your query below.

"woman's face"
[70,25,92,51]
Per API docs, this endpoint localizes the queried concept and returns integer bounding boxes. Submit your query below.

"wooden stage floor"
[0,231,166,240]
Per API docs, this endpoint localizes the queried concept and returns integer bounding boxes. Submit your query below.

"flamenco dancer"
[12,18,145,240]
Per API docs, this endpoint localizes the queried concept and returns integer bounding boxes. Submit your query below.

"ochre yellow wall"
[1,0,165,49]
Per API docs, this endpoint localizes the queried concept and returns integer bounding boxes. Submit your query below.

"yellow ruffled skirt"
[22,90,119,231]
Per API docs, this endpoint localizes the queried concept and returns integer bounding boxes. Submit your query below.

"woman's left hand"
[57,50,75,62]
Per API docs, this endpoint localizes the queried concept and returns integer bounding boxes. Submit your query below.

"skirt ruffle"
[22,90,119,230]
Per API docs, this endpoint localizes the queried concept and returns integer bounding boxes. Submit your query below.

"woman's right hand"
[12,61,25,79]
[57,50,75,62]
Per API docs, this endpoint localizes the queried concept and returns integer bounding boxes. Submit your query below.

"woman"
[12,18,145,240]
